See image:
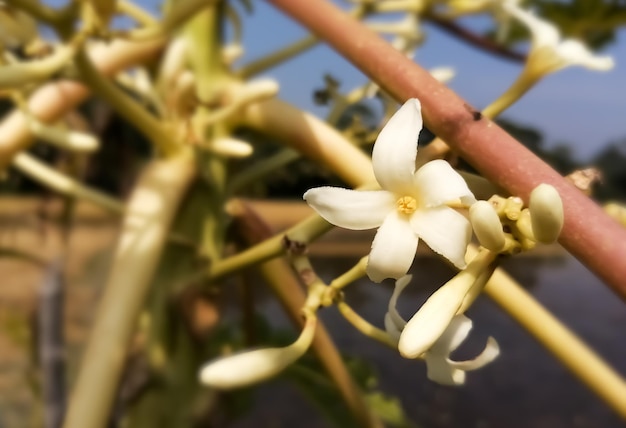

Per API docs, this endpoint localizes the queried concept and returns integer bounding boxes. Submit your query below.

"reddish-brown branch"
[268,0,626,299]
[425,14,526,63]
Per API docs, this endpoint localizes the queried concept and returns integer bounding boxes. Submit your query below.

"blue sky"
[236,2,625,162]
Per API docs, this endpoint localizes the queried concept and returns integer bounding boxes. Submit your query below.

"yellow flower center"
[396,196,417,215]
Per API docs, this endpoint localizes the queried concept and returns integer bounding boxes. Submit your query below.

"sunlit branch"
[12,152,124,213]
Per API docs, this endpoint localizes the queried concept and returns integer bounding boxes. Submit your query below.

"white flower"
[422,314,499,386]
[384,276,499,386]
[503,3,614,75]
[304,99,476,282]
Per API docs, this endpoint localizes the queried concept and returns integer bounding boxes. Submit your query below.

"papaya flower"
[384,275,499,386]
[503,2,614,76]
[304,99,476,282]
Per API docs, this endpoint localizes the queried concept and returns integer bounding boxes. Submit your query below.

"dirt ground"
[0,197,119,427]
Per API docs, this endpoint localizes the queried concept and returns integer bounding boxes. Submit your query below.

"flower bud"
[529,184,563,243]
[470,201,505,252]
[200,316,316,389]
[209,137,253,158]
[28,118,99,152]
[504,196,524,221]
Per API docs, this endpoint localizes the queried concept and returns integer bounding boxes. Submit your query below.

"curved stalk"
[12,152,124,213]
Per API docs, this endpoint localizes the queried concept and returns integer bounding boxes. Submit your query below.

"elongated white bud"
[208,137,253,158]
[200,316,316,389]
[235,79,280,104]
[529,184,564,243]
[470,201,505,252]
[398,250,496,358]
[28,118,99,152]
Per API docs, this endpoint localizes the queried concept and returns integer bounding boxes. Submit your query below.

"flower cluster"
[304,99,476,283]
[200,98,565,390]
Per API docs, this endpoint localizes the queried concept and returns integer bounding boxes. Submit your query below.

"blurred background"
[0,0,625,427]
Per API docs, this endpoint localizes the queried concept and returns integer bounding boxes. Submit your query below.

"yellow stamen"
[396,196,417,214]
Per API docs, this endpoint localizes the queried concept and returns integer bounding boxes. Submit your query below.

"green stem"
[481,69,540,119]
[74,50,180,157]
[208,210,332,282]
[12,152,124,214]
[227,148,299,194]
[236,35,319,78]
[336,301,397,348]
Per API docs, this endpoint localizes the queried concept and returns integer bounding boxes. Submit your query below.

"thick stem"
[63,152,195,428]
[267,0,626,299]
[239,98,376,187]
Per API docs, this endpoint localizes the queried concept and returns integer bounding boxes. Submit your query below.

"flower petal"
[428,314,473,356]
[366,211,418,282]
[304,187,395,230]
[372,99,422,193]
[410,206,472,269]
[384,313,402,341]
[387,274,411,330]
[424,356,466,386]
[448,336,500,371]
[503,2,559,48]
[412,160,476,207]
[557,39,614,71]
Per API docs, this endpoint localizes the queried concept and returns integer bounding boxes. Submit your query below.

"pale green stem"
[227,148,299,194]
[74,50,180,157]
[0,45,76,90]
[208,212,333,281]
[63,152,195,428]
[482,68,541,119]
[185,4,231,262]
[12,152,124,213]
[337,301,397,348]
[236,35,319,78]
[5,0,70,25]
[235,5,368,79]
[129,0,218,40]
[329,256,368,291]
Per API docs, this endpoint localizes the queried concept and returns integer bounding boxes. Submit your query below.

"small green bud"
[504,196,524,221]
[529,184,564,243]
